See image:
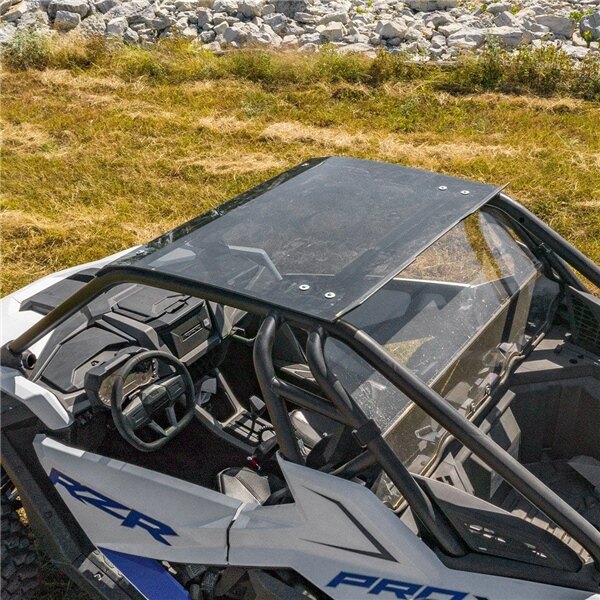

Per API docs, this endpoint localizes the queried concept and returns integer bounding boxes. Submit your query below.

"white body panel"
[0,247,138,429]
[34,436,240,564]
[33,436,599,600]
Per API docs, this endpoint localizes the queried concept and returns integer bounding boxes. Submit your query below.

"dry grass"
[2,53,596,296]
[1,41,599,596]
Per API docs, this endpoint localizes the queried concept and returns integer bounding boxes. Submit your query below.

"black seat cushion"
[217,467,273,504]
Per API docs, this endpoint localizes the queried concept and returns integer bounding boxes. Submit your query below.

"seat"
[217,466,273,504]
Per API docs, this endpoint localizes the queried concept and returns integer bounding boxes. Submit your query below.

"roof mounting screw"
[324,291,336,299]
[298,284,310,291]
[438,185,447,191]
[461,190,470,195]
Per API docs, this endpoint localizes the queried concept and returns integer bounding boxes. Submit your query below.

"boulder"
[438,22,462,36]
[293,11,314,24]
[376,19,407,39]
[48,0,89,17]
[319,10,348,25]
[223,22,245,42]
[238,0,263,17]
[271,0,304,18]
[580,11,600,41]
[0,0,19,16]
[106,14,127,34]
[94,0,117,13]
[53,8,80,28]
[487,25,529,48]
[486,2,510,15]
[1,0,26,20]
[320,20,345,42]
[80,11,106,32]
[212,0,236,14]
[175,0,198,10]
[535,14,575,38]
[196,6,211,24]
[493,10,518,27]
[447,26,484,48]
[123,25,139,41]
[103,0,150,20]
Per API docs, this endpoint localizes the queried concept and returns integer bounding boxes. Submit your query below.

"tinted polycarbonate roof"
[114,157,502,321]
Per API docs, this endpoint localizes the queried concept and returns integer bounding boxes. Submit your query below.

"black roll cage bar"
[3,193,600,569]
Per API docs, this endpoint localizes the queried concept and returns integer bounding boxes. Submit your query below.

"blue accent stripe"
[100,548,188,600]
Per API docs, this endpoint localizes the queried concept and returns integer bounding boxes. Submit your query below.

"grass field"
[1,38,599,597]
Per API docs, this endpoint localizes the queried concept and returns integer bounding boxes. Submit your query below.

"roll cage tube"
[252,314,465,557]
[332,320,600,569]
[305,327,465,558]
[490,193,600,289]
[1,265,321,370]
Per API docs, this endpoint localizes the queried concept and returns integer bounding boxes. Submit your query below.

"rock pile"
[1,0,599,62]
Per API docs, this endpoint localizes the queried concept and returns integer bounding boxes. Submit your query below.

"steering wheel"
[111,350,195,452]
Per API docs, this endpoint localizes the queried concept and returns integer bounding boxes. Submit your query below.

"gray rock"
[293,11,313,24]
[447,26,484,48]
[535,14,575,38]
[180,24,197,36]
[521,16,548,34]
[299,30,319,43]
[103,0,149,20]
[106,14,127,34]
[580,11,600,41]
[263,11,285,32]
[175,0,198,10]
[320,20,345,41]
[486,2,510,15]
[213,19,226,33]
[1,0,26,19]
[376,19,407,39]
[196,6,211,24]
[319,10,348,25]
[48,0,88,17]
[338,41,375,55]
[200,27,215,40]
[238,0,262,17]
[406,0,437,10]
[53,8,80,28]
[0,22,16,41]
[79,11,106,32]
[223,22,245,42]
[149,11,170,28]
[572,31,587,47]
[271,0,304,18]
[487,25,529,48]
[423,12,453,27]
[212,0,236,13]
[563,43,588,59]
[94,0,117,13]
[0,0,19,16]
[123,24,139,40]
[493,10,518,27]
[438,21,462,36]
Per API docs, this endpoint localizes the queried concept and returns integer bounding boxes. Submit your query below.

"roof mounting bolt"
[461,190,470,195]
[324,291,336,299]
[298,284,310,291]
[438,185,448,191]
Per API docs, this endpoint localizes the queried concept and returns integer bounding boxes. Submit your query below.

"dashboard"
[22,273,237,416]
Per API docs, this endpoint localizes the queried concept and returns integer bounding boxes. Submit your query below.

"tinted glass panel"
[114,157,499,321]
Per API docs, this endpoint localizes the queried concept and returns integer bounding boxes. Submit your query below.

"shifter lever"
[249,395,266,418]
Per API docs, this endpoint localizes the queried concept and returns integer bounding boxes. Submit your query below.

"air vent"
[568,288,600,353]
